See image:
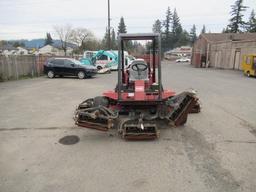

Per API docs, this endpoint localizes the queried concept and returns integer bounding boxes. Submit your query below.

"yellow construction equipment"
[242,54,256,77]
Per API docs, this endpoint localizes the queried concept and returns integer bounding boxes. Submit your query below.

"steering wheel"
[131,63,148,72]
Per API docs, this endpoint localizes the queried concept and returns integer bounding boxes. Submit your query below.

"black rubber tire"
[47,70,55,78]
[77,71,85,79]
[97,66,103,70]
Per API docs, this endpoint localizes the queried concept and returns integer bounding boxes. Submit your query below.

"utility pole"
[107,0,111,50]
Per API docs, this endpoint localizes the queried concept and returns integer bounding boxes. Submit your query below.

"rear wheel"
[47,70,55,78]
[78,71,85,79]
[97,66,103,70]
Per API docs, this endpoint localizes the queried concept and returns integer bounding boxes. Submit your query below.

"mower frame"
[117,33,162,101]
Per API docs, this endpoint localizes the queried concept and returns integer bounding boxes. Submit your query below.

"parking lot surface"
[0,61,256,192]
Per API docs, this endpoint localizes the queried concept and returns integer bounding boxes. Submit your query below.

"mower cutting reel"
[74,33,201,140]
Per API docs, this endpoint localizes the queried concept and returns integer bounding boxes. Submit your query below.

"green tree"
[176,30,190,47]
[162,7,172,51]
[44,32,53,45]
[111,28,117,49]
[227,0,247,33]
[201,25,206,34]
[152,19,162,33]
[12,41,25,47]
[0,40,7,47]
[222,26,230,33]
[118,17,127,34]
[84,38,102,51]
[189,24,197,45]
[117,17,134,51]
[172,8,183,47]
[101,28,109,49]
[163,7,172,36]
[247,9,256,32]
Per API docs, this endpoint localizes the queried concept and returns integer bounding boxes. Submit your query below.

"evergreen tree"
[201,25,206,34]
[176,30,190,47]
[163,7,172,37]
[118,17,127,34]
[12,41,25,47]
[111,28,117,49]
[117,17,133,51]
[44,32,53,45]
[172,9,182,34]
[189,24,197,44]
[152,19,162,33]
[0,40,7,48]
[222,26,230,33]
[84,39,102,51]
[101,28,109,49]
[162,7,172,51]
[247,9,256,32]
[227,0,247,33]
[172,8,183,47]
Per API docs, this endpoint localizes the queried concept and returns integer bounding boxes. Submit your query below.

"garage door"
[233,51,241,70]
[215,51,221,68]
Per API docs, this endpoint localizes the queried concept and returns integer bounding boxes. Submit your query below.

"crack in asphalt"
[181,127,241,192]
[217,105,256,138]
[222,140,256,144]
[249,129,256,137]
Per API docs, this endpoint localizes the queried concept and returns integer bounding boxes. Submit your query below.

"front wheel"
[47,70,55,78]
[77,71,85,79]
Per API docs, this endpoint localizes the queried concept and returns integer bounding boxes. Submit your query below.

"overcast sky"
[0,0,255,40]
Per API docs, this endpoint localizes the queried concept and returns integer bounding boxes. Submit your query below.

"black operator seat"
[129,59,149,82]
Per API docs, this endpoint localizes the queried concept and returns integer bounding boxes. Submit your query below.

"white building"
[0,45,18,55]
[16,47,29,55]
[38,45,73,56]
[164,46,192,60]
[38,45,62,55]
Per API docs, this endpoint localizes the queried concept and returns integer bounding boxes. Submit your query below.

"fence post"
[31,55,34,77]
[0,56,3,81]
[6,55,10,80]
[15,55,19,80]
[36,55,39,77]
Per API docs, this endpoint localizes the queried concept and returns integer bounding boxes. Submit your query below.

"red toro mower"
[74,33,200,140]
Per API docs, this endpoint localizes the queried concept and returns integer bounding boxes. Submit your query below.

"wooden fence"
[0,55,48,81]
